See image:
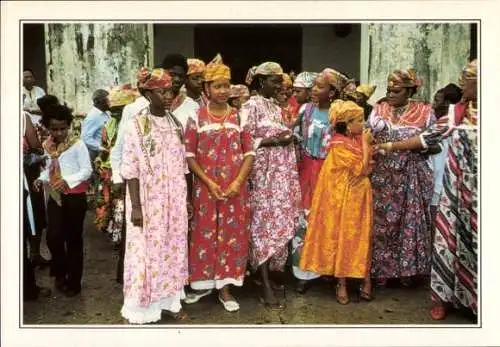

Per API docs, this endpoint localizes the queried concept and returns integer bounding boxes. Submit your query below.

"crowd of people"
[22,53,478,325]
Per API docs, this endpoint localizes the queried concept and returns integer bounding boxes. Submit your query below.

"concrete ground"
[23,213,476,325]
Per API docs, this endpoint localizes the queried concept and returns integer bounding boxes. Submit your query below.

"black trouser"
[23,188,38,296]
[24,163,47,256]
[46,193,87,291]
[116,196,126,284]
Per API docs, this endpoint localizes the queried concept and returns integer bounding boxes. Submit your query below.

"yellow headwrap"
[203,53,231,82]
[187,58,206,75]
[282,73,293,87]
[329,100,364,124]
[108,84,140,108]
[459,59,478,87]
[356,84,377,99]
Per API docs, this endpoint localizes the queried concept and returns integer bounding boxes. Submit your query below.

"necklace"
[207,102,230,123]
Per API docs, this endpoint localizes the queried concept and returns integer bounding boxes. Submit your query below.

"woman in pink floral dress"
[241,62,301,307]
[120,68,189,324]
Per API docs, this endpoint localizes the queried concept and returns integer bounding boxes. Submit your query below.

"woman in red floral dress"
[183,54,255,312]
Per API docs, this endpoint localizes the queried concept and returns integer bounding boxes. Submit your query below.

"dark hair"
[41,103,73,128]
[442,83,463,104]
[23,68,35,76]
[37,95,60,114]
[249,74,265,92]
[161,53,188,74]
[92,89,109,104]
[334,121,348,135]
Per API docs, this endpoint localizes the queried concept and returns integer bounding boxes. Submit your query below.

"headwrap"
[108,84,140,107]
[318,68,350,92]
[187,58,206,75]
[356,84,377,99]
[387,68,423,88]
[328,99,364,125]
[203,53,231,82]
[342,81,358,99]
[136,67,173,90]
[282,73,293,87]
[293,71,318,89]
[458,59,478,87]
[230,84,250,99]
[246,62,283,85]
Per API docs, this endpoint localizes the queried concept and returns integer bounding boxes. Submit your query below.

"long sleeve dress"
[368,101,435,280]
[120,109,189,324]
[299,134,373,278]
[241,95,301,271]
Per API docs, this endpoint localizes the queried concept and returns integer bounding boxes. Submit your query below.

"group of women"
[26,52,478,325]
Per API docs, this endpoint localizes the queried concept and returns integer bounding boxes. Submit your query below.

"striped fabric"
[430,126,478,315]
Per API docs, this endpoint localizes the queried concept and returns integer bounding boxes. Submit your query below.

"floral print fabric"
[185,107,254,289]
[242,95,301,271]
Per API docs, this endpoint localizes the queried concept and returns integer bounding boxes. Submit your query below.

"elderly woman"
[430,60,478,321]
[241,62,301,307]
[120,68,189,324]
[368,69,440,288]
[291,68,351,293]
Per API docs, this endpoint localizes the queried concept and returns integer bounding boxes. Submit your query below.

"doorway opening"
[194,24,302,84]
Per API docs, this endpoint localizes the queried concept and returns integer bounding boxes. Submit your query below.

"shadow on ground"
[23,213,477,325]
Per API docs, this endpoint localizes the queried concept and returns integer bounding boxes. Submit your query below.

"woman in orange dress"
[299,100,374,305]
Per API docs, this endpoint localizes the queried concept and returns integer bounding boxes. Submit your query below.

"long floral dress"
[368,102,435,280]
[185,107,254,290]
[241,95,301,271]
[120,109,189,324]
[291,103,332,280]
[430,103,478,315]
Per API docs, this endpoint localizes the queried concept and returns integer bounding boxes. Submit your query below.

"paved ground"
[23,212,476,325]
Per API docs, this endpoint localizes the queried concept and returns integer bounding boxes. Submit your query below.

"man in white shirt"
[23,69,46,115]
[81,89,111,163]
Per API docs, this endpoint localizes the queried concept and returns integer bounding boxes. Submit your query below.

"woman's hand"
[33,179,44,192]
[375,142,393,152]
[276,132,294,146]
[131,206,143,227]
[206,180,225,200]
[224,179,242,199]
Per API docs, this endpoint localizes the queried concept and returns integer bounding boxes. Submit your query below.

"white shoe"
[218,294,240,312]
[183,289,212,304]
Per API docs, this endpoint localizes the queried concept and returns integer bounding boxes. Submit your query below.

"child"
[299,100,374,305]
[34,101,92,297]
[183,54,255,312]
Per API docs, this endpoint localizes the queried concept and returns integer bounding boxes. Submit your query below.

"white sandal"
[218,294,240,312]
[183,289,212,304]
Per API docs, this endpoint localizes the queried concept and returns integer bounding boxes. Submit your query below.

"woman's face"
[186,73,203,94]
[461,78,477,102]
[311,76,334,103]
[48,119,70,144]
[206,79,231,104]
[386,86,411,107]
[261,75,283,98]
[293,87,310,104]
[147,88,174,109]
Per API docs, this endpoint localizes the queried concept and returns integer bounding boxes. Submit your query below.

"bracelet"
[386,142,394,151]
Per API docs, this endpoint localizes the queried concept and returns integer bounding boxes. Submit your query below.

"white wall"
[154,24,195,66]
[301,24,361,80]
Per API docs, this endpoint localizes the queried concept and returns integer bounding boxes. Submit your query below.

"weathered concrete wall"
[364,23,471,103]
[45,23,153,115]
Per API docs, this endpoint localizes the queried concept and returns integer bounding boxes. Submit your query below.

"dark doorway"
[194,24,302,84]
[23,24,47,91]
